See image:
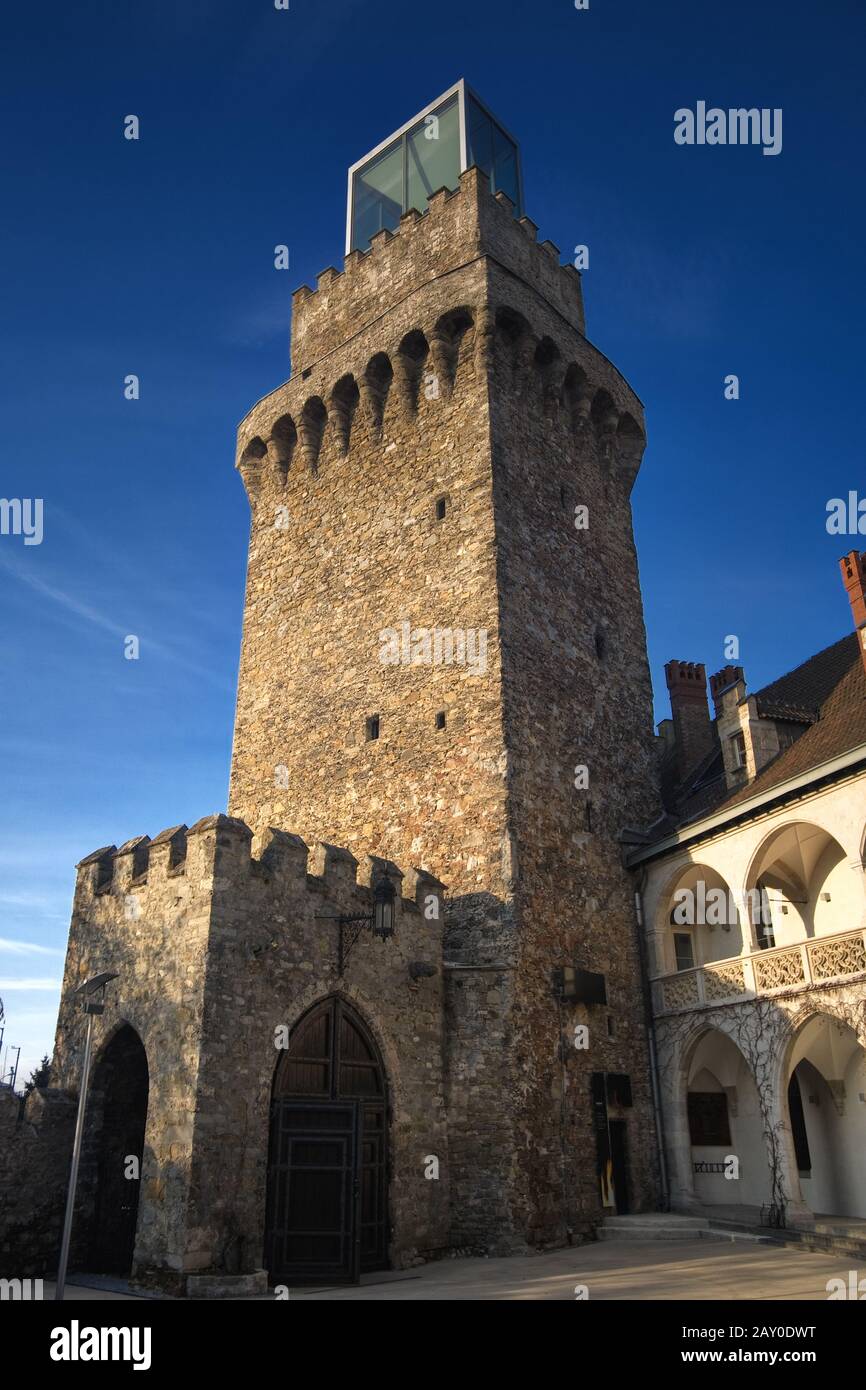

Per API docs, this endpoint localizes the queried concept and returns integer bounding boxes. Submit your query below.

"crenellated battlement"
[236,167,649,499]
[236,180,646,501]
[290,167,585,372]
[74,813,445,919]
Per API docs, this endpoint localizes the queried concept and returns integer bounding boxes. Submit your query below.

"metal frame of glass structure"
[346,79,523,254]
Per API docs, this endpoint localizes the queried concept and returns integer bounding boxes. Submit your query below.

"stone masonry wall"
[288,166,585,373]
[8,815,448,1289]
[230,176,523,1245]
[181,816,449,1277]
[0,1086,75,1277]
[485,254,663,1241]
[227,167,662,1246]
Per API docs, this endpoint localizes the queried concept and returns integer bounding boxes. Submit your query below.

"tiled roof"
[753,632,857,721]
[665,632,866,830]
[716,634,866,811]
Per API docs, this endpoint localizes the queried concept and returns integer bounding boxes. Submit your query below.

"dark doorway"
[609,1120,630,1215]
[265,998,389,1285]
[88,1025,149,1274]
[787,1071,812,1176]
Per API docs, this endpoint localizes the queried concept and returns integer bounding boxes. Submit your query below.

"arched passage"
[264,996,389,1285]
[84,1023,149,1275]
[658,861,743,971]
[683,1027,769,1210]
[746,821,856,944]
[784,1013,866,1218]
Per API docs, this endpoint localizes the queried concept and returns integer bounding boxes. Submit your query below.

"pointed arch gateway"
[85,1023,149,1275]
[264,997,389,1284]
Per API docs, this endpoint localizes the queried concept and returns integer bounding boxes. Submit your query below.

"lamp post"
[54,971,118,1302]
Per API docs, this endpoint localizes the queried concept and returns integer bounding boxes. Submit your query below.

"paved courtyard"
[48,1238,857,1301]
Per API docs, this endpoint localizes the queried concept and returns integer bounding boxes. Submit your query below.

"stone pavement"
[46,1239,856,1301]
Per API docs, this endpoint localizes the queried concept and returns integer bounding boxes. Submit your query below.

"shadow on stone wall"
[0,1085,76,1278]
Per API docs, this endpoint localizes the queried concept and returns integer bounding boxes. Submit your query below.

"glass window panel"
[492,124,519,206]
[673,932,695,972]
[687,1092,731,1146]
[467,97,493,176]
[406,97,460,213]
[352,139,403,251]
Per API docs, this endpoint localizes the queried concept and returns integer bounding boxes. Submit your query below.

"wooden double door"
[265,998,389,1284]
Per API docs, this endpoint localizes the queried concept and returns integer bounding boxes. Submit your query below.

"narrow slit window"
[435,711,446,730]
[435,496,448,521]
[366,714,380,741]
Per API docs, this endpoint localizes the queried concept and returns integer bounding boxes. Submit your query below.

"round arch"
[678,1024,770,1211]
[744,819,856,944]
[654,860,743,971]
[775,1010,866,1219]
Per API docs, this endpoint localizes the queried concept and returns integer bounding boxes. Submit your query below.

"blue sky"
[1,0,863,1082]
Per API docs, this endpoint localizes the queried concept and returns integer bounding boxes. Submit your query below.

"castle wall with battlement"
[7,815,448,1288]
[286,167,585,373]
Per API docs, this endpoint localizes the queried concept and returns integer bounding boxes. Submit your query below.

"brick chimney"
[839,550,866,678]
[709,664,745,718]
[664,660,714,778]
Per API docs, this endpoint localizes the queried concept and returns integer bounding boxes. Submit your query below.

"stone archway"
[745,821,857,944]
[783,1013,866,1219]
[682,1027,770,1212]
[657,861,743,973]
[81,1023,149,1275]
[263,996,389,1285]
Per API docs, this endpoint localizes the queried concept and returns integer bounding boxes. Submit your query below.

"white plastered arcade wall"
[643,766,866,1220]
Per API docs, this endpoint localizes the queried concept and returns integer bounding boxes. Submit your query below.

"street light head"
[73,971,119,1016]
[73,972,119,997]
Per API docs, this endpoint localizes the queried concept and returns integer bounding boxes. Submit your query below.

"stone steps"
[599,1213,725,1242]
[600,1210,866,1259]
[708,1218,866,1262]
[599,1212,778,1245]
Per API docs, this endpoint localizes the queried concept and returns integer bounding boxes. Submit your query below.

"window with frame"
[351,96,460,252]
[687,1091,731,1146]
[673,931,695,972]
[730,731,747,770]
[755,879,776,949]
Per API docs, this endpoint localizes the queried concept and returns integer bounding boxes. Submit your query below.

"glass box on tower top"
[346,80,523,254]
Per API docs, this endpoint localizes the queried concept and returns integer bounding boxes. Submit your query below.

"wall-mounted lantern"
[318,877,398,976]
[372,876,396,941]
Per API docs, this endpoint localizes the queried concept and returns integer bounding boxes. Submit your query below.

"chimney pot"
[840,550,866,628]
[663,659,714,777]
[709,664,746,717]
[839,550,866,678]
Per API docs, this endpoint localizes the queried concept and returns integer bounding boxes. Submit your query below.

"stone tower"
[229,91,662,1248]
[0,86,663,1291]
